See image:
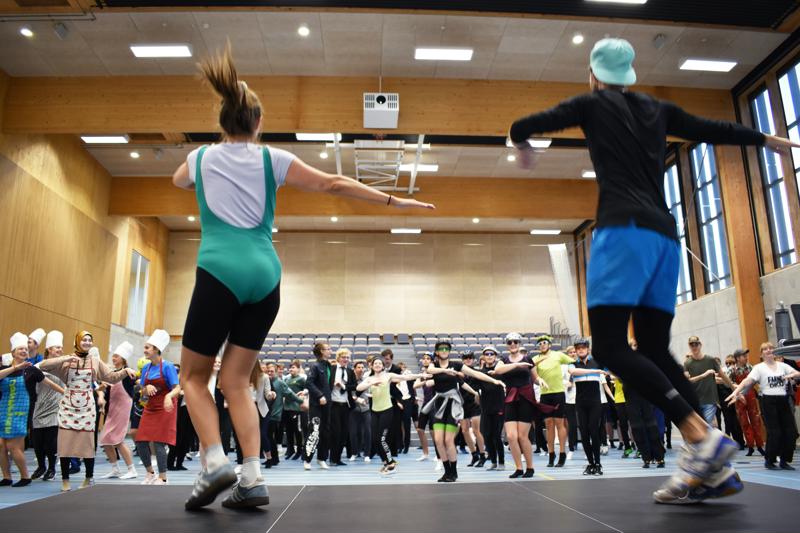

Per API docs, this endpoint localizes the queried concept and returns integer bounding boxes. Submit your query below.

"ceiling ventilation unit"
[363,93,399,129]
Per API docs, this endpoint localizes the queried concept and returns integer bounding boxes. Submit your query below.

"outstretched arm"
[285,158,435,210]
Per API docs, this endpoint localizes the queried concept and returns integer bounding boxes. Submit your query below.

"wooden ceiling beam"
[3,75,737,137]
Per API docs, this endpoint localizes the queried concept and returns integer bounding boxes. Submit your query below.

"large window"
[779,60,800,206]
[126,251,150,333]
[664,163,693,304]
[690,144,732,293]
[751,87,797,268]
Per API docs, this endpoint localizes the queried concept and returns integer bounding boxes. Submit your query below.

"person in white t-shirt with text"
[726,342,800,470]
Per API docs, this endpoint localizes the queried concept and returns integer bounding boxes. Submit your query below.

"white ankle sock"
[240,457,261,488]
[204,444,229,473]
[109,461,119,470]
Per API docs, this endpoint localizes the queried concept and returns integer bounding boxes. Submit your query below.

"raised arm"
[389,372,429,384]
[173,161,194,190]
[509,95,587,147]
[462,365,505,389]
[725,376,756,406]
[285,158,435,210]
[0,361,32,380]
[491,360,532,375]
[43,376,65,395]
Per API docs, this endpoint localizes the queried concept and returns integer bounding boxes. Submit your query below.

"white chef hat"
[46,330,64,349]
[29,328,46,346]
[10,332,28,352]
[146,329,170,353]
[113,341,135,363]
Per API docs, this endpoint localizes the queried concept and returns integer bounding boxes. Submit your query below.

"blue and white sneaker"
[653,428,739,504]
[221,482,270,509]
[687,464,744,501]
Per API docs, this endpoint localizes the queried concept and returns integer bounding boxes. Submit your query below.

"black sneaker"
[521,468,535,478]
[583,464,595,476]
[547,453,556,467]
[779,462,796,471]
[642,461,650,469]
[475,456,487,468]
[746,447,754,456]
[12,478,32,487]
[765,462,780,470]
[656,460,665,469]
[508,469,524,479]
[757,447,765,456]
[291,451,302,461]
[31,467,46,480]
[0,479,12,486]
[555,453,566,467]
[43,469,56,481]
[593,464,603,476]
[184,464,237,511]
[221,483,270,509]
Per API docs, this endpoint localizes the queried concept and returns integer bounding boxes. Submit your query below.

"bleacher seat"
[395,333,409,344]
[383,333,396,344]
[468,344,482,352]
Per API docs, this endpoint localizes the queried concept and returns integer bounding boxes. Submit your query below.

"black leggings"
[480,411,505,465]
[589,306,699,424]
[626,387,664,462]
[31,426,58,471]
[282,411,303,455]
[304,402,331,462]
[371,409,394,464]
[761,395,797,464]
[61,457,94,480]
[565,404,578,452]
[259,413,271,459]
[577,401,603,465]
[616,403,631,449]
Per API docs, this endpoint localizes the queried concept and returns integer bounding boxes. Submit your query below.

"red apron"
[134,360,177,446]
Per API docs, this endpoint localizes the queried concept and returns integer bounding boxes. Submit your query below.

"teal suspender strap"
[261,146,276,231]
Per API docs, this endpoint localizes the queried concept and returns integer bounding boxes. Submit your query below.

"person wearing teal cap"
[509,37,800,504]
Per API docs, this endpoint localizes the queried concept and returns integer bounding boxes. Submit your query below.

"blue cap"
[590,38,636,86]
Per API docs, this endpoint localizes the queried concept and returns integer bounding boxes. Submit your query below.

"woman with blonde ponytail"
[173,44,434,511]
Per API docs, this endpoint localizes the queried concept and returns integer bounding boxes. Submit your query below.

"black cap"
[434,340,452,351]
[574,338,590,347]
[733,349,749,358]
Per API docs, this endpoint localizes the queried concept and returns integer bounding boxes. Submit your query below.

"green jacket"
[283,375,306,412]
[269,378,302,421]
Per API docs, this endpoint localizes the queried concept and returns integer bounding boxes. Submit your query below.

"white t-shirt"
[562,365,576,404]
[187,143,297,229]
[748,362,795,396]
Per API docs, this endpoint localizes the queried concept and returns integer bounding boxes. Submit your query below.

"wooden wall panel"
[3,76,737,136]
[110,175,599,219]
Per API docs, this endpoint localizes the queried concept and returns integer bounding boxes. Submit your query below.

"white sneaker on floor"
[140,473,156,485]
[434,460,443,472]
[416,454,429,462]
[151,478,167,485]
[600,446,609,456]
[100,468,120,479]
[119,469,138,480]
[539,450,547,456]
[348,456,356,462]
[364,456,371,463]
[318,460,330,470]
[566,451,574,461]
[303,462,311,471]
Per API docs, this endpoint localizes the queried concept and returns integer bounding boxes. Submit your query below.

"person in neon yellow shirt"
[533,335,575,468]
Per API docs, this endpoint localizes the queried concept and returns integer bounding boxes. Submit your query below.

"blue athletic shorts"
[586,223,680,314]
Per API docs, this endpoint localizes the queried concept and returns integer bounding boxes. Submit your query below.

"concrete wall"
[761,262,800,343]
[671,287,742,360]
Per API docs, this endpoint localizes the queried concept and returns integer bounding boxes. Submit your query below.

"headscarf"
[74,330,93,357]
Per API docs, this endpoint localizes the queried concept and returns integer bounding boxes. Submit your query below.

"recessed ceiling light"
[81,135,129,144]
[506,154,516,162]
[187,216,196,222]
[130,151,140,159]
[399,164,439,172]
[391,228,422,234]
[319,151,329,159]
[298,25,310,37]
[464,243,484,246]
[325,241,347,244]
[586,0,648,4]
[390,242,422,245]
[472,218,480,224]
[330,216,338,222]
[506,138,552,149]
[530,229,562,235]
[20,26,33,38]
[272,227,278,233]
[582,170,597,178]
[296,133,341,142]
[415,48,474,61]
[679,59,737,72]
[572,33,585,45]
[130,44,192,58]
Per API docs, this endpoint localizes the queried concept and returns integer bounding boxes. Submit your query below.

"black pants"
[589,306,699,425]
[282,410,303,455]
[577,400,603,465]
[616,403,631,449]
[481,411,505,465]
[389,404,403,456]
[330,402,350,463]
[371,409,394,464]
[761,395,797,465]
[565,404,578,452]
[61,457,94,480]
[401,398,414,453]
[349,409,371,457]
[626,387,664,462]
[531,410,547,451]
[268,418,281,460]
[215,390,233,455]
[259,413,271,459]
[720,401,744,446]
[31,426,58,471]
[304,402,331,462]
[168,404,196,468]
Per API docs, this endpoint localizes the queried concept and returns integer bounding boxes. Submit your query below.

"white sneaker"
[566,451,574,461]
[434,460,443,472]
[317,460,330,470]
[364,456,371,463]
[304,462,311,471]
[150,478,167,485]
[140,473,156,485]
[600,446,609,456]
[539,450,547,456]
[416,454,429,462]
[119,469,138,480]
[348,455,357,462]
[100,468,120,479]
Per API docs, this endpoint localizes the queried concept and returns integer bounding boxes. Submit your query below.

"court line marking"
[265,484,306,533]
[536,473,555,480]
[512,481,624,533]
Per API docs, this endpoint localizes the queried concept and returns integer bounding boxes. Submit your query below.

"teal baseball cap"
[590,38,637,86]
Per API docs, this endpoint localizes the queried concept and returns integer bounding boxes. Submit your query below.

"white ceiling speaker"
[363,93,399,129]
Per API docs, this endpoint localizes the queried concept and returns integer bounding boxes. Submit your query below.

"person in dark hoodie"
[303,343,334,471]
